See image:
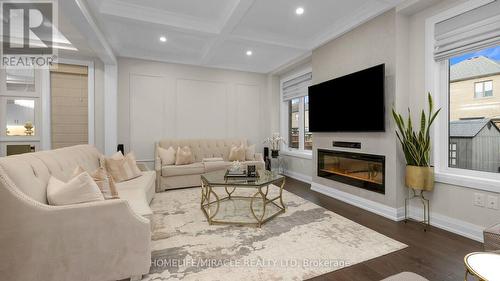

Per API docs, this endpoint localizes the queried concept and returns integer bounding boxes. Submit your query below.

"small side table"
[464,252,500,281]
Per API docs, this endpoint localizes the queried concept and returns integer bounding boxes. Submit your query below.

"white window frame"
[474,80,493,98]
[280,67,313,160]
[425,0,500,193]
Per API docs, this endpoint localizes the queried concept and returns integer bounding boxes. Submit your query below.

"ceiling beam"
[227,34,309,51]
[199,0,255,65]
[99,0,219,35]
[60,0,116,64]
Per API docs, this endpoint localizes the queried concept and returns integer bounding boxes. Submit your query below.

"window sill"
[435,171,500,193]
[280,149,313,160]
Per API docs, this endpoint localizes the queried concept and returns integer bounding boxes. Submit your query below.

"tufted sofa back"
[158,139,247,162]
[0,145,102,204]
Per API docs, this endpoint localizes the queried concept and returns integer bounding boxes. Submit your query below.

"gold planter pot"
[405,165,434,191]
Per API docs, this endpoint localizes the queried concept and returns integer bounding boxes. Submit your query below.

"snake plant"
[392,93,441,167]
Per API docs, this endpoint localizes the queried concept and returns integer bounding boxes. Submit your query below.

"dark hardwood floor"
[283,176,483,281]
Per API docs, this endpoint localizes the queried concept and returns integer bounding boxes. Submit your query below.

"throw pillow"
[105,152,142,182]
[110,151,125,160]
[72,166,119,199]
[158,146,176,165]
[229,144,246,161]
[245,144,256,161]
[47,172,104,206]
[175,146,194,165]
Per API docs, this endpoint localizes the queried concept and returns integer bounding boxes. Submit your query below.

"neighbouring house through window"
[448,45,500,174]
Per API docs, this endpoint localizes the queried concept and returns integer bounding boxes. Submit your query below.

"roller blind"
[434,0,500,61]
[282,72,312,101]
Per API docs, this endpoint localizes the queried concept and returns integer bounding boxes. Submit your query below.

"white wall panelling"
[120,58,268,164]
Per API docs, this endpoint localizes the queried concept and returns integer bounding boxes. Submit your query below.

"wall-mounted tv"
[309,64,385,132]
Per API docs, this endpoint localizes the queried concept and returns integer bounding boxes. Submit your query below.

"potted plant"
[392,93,440,191]
[264,133,286,158]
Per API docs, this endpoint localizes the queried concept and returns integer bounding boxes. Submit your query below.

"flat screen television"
[308,64,385,132]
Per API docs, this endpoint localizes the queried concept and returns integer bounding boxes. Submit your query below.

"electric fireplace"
[317,149,385,194]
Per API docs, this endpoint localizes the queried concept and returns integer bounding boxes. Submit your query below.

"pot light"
[159,36,167,42]
[295,7,304,15]
[246,50,253,56]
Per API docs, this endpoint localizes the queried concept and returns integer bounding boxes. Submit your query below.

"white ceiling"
[80,0,404,73]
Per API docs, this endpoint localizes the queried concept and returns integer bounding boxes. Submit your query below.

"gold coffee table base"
[200,177,286,227]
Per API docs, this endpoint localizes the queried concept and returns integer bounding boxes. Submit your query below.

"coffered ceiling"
[82,0,404,73]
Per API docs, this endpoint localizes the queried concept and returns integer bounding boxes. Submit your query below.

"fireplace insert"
[317,149,385,194]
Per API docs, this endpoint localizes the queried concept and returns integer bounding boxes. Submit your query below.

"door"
[50,64,88,149]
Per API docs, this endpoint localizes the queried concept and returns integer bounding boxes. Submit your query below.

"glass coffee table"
[464,252,500,281]
[200,170,286,227]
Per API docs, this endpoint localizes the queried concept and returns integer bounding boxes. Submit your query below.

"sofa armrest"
[254,153,264,162]
[0,182,151,281]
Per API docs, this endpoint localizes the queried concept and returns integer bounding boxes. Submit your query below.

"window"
[288,98,300,149]
[448,45,500,174]
[449,143,457,167]
[429,0,500,192]
[281,70,312,154]
[474,81,493,98]
[304,96,312,150]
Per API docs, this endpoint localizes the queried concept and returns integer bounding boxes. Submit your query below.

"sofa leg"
[130,275,142,281]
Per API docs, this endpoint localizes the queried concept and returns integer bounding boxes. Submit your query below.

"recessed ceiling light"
[159,36,167,42]
[246,50,253,56]
[295,7,304,15]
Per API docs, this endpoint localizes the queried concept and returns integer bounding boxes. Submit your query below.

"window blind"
[434,0,500,61]
[282,72,312,101]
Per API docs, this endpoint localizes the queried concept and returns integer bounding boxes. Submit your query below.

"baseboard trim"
[408,206,484,242]
[283,170,312,184]
[310,182,485,242]
[311,182,402,221]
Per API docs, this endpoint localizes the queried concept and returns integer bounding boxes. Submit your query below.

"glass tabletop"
[465,252,500,281]
[201,169,284,187]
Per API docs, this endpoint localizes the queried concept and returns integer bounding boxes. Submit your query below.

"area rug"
[142,186,406,281]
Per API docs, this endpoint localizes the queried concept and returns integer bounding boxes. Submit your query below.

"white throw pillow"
[47,172,104,206]
[245,144,256,161]
[175,146,194,165]
[158,146,176,165]
[229,144,246,161]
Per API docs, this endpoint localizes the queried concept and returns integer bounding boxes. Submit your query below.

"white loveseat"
[0,145,153,281]
[155,139,265,191]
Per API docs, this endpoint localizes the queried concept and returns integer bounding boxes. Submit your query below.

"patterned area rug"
[142,186,406,281]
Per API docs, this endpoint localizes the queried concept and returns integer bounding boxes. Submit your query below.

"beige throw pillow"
[245,144,256,161]
[110,151,124,160]
[105,152,142,183]
[73,166,119,199]
[47,172,104,206]
[229,144,246,161]
[175,146,194,165]
[158,146,176,165]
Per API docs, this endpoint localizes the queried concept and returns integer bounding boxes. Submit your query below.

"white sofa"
[0,145,153,281]
[155,139,265,191]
